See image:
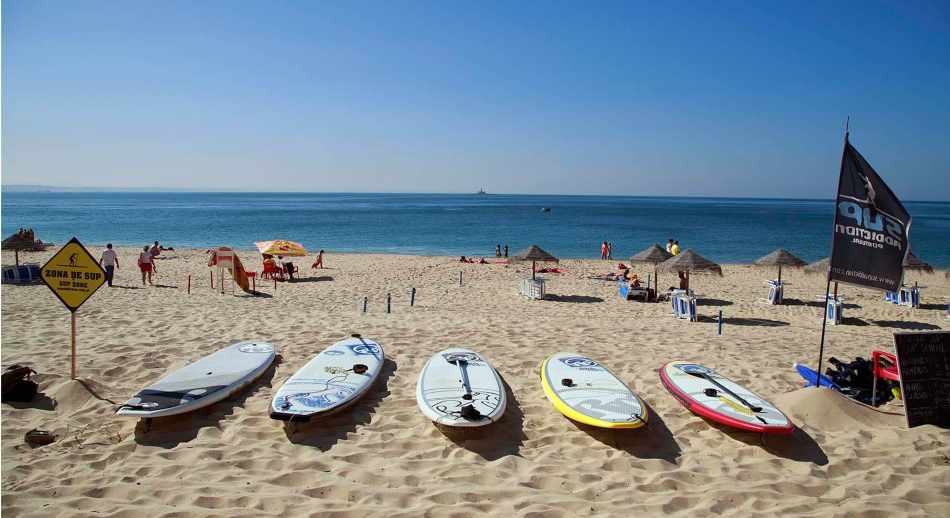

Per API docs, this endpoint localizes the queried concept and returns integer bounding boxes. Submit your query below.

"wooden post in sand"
[363,297,368,313]
[459,271,463,286]
[187,275,191,294]
[410,287,416,307]
[210,271,214,289]
[387,293,391,314]
[71,312,77,379]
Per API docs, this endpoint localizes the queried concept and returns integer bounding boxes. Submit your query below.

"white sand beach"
[2,247,949,517]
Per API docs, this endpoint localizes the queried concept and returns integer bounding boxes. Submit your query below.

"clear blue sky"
[3,1,949,199]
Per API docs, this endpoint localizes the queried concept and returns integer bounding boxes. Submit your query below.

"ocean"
[2,192,949,266]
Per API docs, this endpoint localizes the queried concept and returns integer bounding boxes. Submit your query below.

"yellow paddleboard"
[540,352,647,429]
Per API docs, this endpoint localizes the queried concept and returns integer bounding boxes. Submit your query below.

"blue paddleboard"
[794,363,840,390]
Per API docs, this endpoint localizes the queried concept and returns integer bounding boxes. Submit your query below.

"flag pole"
[816,119,850,387]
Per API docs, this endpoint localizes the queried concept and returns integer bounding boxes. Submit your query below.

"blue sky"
[3,1,949,199]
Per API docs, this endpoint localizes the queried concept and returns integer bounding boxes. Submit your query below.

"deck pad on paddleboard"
[271,336,384,421]
[416,348,506,427]
[116,341,276,418]
[541,352,647,429]
[660,361,793,434]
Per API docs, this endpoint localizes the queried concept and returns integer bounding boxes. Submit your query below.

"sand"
[2,246,949,517]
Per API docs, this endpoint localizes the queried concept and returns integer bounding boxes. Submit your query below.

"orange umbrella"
[254,240,308,257]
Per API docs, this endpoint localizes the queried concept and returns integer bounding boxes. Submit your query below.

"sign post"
[40,237,107,379]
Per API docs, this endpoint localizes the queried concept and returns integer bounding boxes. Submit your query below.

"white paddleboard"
[270,336,384,422]
[540,352,648,429]
[659,361,793,434]
[416,348,506,427]
[116,341,277,418]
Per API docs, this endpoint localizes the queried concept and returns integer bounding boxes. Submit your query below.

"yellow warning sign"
[40,237,107,312]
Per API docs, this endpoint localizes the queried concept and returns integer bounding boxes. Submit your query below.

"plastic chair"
[871,350,901,406]
[261,262,282,280]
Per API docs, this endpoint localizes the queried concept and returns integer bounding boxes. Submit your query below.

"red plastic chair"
[871,350,901,406]
[261,262,282,280]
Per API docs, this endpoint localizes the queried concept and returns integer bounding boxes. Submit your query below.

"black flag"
[829,137,911,291]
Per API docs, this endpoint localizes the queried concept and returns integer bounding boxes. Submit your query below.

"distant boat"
[476,188,487,195]
[541,207,551,213]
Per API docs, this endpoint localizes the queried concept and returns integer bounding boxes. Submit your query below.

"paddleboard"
[116,341,277,418]
[659,361,793,434]
[540,352,647,429]
[270,336,384,422]
[794,362,841,390]
[416,348,506,427]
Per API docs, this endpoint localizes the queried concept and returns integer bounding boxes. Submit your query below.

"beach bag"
[826,357,892,406]
[1,364,38,402]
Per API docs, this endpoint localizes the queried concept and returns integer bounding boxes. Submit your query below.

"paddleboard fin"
[460,404,482,420]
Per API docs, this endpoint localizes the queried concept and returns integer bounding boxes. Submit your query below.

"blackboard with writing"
[894,331,950,429]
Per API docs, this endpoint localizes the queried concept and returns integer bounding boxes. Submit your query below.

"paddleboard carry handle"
[353,364,368,375]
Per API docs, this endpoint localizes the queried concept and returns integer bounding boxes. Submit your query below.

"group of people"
[600,241,614,260]
[97,241,171,287]
[493,244,509,258]
[13,228,36,243]
[666,239,681,256]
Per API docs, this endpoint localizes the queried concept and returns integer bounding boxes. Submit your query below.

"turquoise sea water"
[2,192,949,266]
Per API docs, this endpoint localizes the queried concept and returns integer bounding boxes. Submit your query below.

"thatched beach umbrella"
[903,251,933,273]
[512,245,558,280]
[754,248,806,283]
[1,231,48,266]
[804,257,830,275]
[630,243,672,290]
[658,249,722,290]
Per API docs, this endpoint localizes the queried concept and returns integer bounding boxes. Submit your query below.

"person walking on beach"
[671,240,681,256]
[150,241,161,259]
[99,243,118,287]
[601,241,608,260]
[495,244,501,257]
[607,242,614,260]
[666,239,674,253]
[311,249,325,269]
[503,244,508,258]
[138,245,155,285]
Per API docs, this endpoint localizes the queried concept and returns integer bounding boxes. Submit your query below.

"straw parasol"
[1,231,50,266]
[754,248,807,283]
[255,240,308,257]
[658,249,722,290]
[512,245,558,280]
[630,243,672,290]
[804,257,830,275]
[903,251,933,273]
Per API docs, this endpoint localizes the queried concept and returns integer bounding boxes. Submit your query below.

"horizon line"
[3,184,949,204]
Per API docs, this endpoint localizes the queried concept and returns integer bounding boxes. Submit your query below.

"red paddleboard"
[659,361,793,434]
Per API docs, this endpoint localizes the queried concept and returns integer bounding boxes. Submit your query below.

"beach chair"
[261,262,283,280]
[671,289,697,321]
[765,280,784,305]
[870,350,901,406]
[1,264,41,285]
[825,294,843,325]
[520,278,545,300]
[883,290,899,304]
[898,286,920,308]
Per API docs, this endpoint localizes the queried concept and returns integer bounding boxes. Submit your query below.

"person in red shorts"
[138,245,155,285]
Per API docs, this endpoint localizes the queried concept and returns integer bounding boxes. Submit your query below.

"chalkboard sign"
[894,331,950,429]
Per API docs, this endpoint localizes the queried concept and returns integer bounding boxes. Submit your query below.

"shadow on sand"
[3,392,57,411]
[544,294,604,303]
[698,315,789,327]
[567,400,681,464]
[132,355,283,448]
[435,374,527,461]
[713,422,828,466]
[697,298,733,307]
[784,298,861,309]
[287,276,334,283]
[283,358,396,451]
[919,303,947,311]
[871,320,942,331]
